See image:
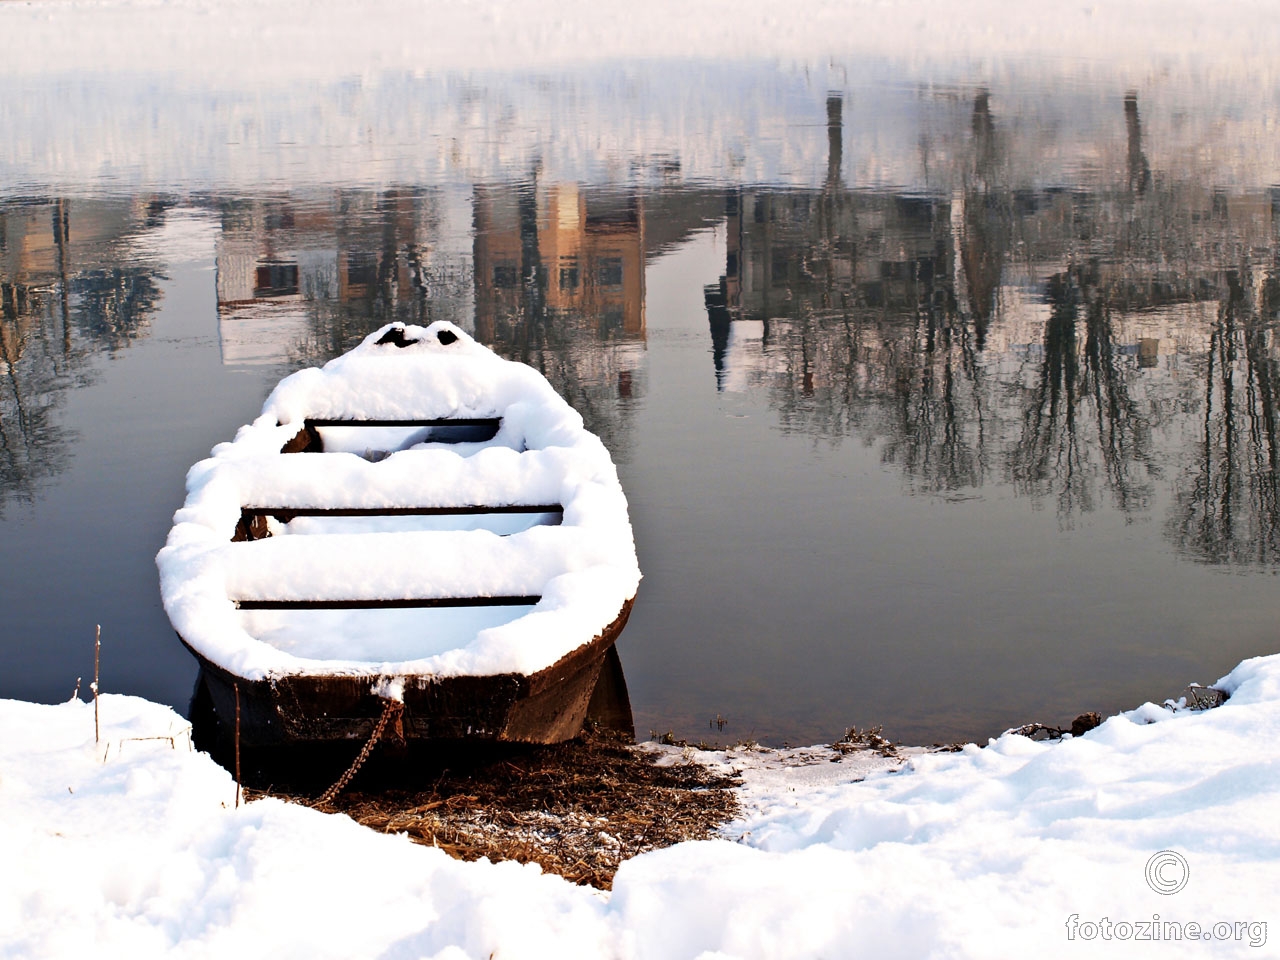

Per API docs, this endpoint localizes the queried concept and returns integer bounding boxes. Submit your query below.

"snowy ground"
[3,652,1277,958]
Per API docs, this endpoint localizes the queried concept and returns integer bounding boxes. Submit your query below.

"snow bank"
[155,321,640,681]
[0,694,615,959]
[5,652,1280,958]
[620,665,1280,958]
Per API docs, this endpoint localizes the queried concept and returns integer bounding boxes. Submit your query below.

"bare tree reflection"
[1009,265,1153,517]
[703,90,1279,565]
[956,91,1009,351]
[1168,267,1280,564]
[1125,92,1152,196]
[881,298,988,496]
[0,280,78,514]
[0,198,166,514]
[70,268,162,350]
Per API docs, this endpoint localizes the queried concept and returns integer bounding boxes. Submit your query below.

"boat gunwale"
[180,596,635,744]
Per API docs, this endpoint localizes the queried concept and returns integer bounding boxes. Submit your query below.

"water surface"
[2,54,1278,745]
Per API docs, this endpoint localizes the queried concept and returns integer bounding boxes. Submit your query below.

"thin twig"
[93,625,101,743]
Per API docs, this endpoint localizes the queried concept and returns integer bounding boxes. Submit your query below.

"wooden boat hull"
[164,323,642,759]
[184,597,633,747]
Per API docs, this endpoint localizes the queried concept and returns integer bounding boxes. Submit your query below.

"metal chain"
[313,699,403,807]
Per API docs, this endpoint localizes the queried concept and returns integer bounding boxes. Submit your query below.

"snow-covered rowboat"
[157,321,641,746]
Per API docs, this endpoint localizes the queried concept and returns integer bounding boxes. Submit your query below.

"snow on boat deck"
[239,605,538,662]
[272,511,560,537]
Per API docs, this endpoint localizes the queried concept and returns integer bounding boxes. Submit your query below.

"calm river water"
[3,40,1279,745]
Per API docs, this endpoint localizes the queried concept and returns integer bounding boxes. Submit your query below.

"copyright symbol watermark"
[1145,850,1190,895]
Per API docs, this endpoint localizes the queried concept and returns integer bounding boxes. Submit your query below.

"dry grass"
[256,727,740,889]
[831,724,900,758]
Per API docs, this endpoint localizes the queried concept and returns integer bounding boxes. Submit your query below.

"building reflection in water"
[473,178,646,459]
[705,92,1280,566]
[0,197,163,514]
[215,188,475,366]
[214,178,650,460]
[5,90,1276,569]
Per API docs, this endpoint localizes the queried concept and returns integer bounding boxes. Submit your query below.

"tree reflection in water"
[1169,268,1280,565]
[5,92,1278,572]
[706,91,1280,566]
[0,198,161,515]
[0,277,78,514]
[1009,265,1154,518]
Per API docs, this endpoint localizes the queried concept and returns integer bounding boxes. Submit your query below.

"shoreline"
[3,644,1276,956]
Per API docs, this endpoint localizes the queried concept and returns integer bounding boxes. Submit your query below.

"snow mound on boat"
[156,321,641,681]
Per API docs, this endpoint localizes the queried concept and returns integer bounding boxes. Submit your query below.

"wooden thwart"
[281,417,501,453]
[233,504,563,541]
[234,596,541,610]
[240,504,563,520]
[304,417,501,429]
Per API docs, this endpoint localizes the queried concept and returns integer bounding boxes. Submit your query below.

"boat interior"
[223,416,565,661]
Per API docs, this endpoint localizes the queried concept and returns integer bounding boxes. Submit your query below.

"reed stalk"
[93,625,101,743]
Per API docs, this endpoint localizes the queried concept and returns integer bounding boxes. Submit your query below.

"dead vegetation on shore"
[257,727,740,889]
[232,686,1235,890]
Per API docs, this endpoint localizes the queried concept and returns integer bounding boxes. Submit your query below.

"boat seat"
[281,417,502,454]
[233,504,564,541]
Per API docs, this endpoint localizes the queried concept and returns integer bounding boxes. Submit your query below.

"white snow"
[239,605,536,663]
[0,695,616,960]
[276,511,559,537]
[7,0,1280,954]
[155,321,641,681]
[4,653,1279,958]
